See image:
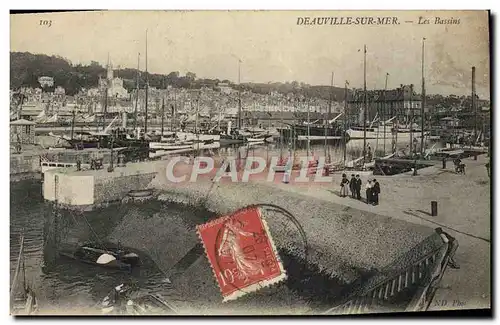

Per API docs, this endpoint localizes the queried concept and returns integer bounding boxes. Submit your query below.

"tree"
[186,72,196,81]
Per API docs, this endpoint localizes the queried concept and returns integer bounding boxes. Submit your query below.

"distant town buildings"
[10,119,36,144]
[54,86,66,96]
[439,117,460,128]
[218,82,233,95]
[348,84,422,124]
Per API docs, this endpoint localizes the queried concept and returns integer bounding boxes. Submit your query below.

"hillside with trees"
[10,51,346,99]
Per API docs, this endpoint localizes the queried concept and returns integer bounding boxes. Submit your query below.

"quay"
[10,147,118,181]
[43,161,161,208]
[15,143,490,312]
[142,153,488,312]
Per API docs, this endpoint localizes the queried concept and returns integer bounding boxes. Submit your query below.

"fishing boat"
[246,136,269,143]
[10,235,38,315]
[218,121,246,145]
[149,140,194,150]
[280,122,346,141]
[101,283,177,315]
[59,242,140,271]
[176,131,220,143]
[192,141,221,150]
[346,125,426,141]
[49,131,106,150]
[220,133,247,145]
[48,116,120,150]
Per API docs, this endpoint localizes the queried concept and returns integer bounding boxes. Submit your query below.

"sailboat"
[219,121,247,145]
[176,111,221,143]
[273,100,288,172]
[48,116,119,149]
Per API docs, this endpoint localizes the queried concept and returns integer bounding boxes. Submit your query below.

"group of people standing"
[340,174,362,199]
[340,174,381,206]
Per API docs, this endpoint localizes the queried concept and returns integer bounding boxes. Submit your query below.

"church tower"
[106,54,113,80]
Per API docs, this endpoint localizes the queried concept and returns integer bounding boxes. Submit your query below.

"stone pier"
[43,161,163,209]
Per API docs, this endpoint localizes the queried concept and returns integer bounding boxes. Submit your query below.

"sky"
[10,10,490,98]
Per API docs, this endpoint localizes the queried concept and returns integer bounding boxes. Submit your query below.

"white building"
[218,82,233,95]
[38,76,54,88]
[54,86,65,95]
[101,60,129,99]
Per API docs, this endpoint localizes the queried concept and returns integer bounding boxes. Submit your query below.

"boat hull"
[59,251,133,271]
[247,136,272,143]
[58,242,141,271]
[176,132,220,142]
[280,124,345,139]
[297,135,345,141]
[149,142,193,150]
[219,135,247,145]
[347,128,427,140]
[192,142,221,150]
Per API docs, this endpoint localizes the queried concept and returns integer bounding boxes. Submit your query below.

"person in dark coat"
[372,179,380,205]
[349,174,356,198]
[354,174,362,200]
[365,180,373,204]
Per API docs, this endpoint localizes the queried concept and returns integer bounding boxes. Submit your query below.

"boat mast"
[409,84,414,156]
[218,105,222,132]
[237,58,242,129]
[70,109,76,140]
[420,37,426,155]
[363,45,367,164]
[384,73,389,154]
[343,80,348,166]
[144,29,149,134]
[161,97,165,137]
[172,91,177,132]
[267,97,271,132]
[325,72,333,163]
[103,53,110,132]
[306,96,310,162]
[472,66,477,143]
[133,52,140,134]
[280,99,284,159]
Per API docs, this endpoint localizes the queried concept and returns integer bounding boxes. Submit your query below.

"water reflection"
[11,180,212,313]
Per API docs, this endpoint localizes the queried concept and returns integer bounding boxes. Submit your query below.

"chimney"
[472,66,477,139]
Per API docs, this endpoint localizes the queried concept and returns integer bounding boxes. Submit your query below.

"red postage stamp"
[196,206,287,302]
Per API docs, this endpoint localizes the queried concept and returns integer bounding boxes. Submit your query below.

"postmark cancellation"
[196,207,287,302]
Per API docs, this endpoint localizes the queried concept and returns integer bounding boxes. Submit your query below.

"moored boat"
[59,242,140,271]
[219,134,247,145]
[149,141,194,150]
[176,131,220,142]
[346,126,427,140]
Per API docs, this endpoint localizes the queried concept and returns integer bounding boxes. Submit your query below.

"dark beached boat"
[59,242,140,271]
